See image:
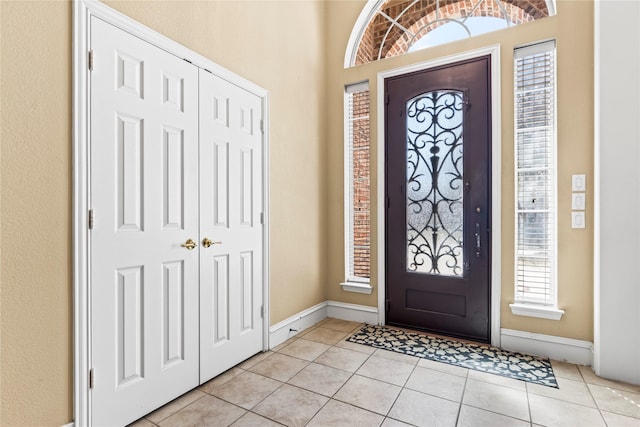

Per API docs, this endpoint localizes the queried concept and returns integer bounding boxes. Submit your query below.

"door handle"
[475,223,481,258]
[181,238,197,250]
[202,238,222,248]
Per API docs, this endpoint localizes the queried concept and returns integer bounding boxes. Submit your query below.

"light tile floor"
[130,318,640,427]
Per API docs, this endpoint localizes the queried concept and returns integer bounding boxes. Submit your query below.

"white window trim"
[343,81,372,294]
[511,39,563,320]
[509,303,564,320]
[340,281,373,294]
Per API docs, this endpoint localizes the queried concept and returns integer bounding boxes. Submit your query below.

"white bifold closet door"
[89,17,264,427]
[199,71,264,383]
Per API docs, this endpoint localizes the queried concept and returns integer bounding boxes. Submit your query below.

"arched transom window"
[345,0,556,67]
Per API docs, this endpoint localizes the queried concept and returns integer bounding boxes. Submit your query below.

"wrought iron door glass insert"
[406,90,464,276]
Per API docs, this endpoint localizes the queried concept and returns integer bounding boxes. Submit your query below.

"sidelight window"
[342,82,372,293]
[511,40,563,319]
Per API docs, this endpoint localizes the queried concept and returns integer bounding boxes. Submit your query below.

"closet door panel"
[199,70,264,382]
[90,17,199,427]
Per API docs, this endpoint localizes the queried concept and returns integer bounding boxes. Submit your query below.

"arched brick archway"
[354,0,551,65]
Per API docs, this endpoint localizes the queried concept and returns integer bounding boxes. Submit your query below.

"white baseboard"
[269,301,328,349]
[62,422,74,427]
[326,300,378,324]
[268,300,379,349]
[501,328,593,365]
[269,305,595,366]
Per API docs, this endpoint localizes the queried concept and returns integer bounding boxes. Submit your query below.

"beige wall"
[325,0,594,342]
[0,1,327,425]
[1,2,73,425]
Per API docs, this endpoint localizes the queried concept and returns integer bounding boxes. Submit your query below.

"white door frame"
[72,1,270,425]
[376,45,502,347]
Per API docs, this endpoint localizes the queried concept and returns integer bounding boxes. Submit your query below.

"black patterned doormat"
[347,324,558,388]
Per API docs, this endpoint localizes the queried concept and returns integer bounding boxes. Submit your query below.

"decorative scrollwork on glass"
[406,90,464,276]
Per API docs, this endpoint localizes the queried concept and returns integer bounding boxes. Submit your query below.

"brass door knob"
[181,238,197,250]
[202,238,222,248]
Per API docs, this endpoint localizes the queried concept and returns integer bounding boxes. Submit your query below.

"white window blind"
[514,40,557,306]
[345,81,370,283]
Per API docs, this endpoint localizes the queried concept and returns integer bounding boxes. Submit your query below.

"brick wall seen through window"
[346,84,371,282]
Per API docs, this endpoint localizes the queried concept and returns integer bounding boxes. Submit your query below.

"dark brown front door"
[385,56,491,342]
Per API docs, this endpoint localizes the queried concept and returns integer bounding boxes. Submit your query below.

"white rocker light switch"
[572,211,586,229]
[572,193,586,210]
[572,174,586,191]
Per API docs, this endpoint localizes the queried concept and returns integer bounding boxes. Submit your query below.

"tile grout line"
[241,379,286,425]
[282,322,369,426]
[200,351,295,425]
[142,320,640,426]
[291,339,342,426]
[580,373,612,426]
[145,325,352,424]
[454,368,470,427]
[324,332,415,421]
[145,387,213,425]
[299,324,379,426]
[325,334,374,408]
[143,392,208,426]
[525,381,533,426]
[318,343,391,425]
[214,377,285,418]
[375,349,421,423]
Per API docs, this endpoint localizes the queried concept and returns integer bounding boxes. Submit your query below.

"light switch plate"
[572,193,586,210]
[572,211,586,228]
[572,174,586,191]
